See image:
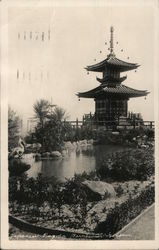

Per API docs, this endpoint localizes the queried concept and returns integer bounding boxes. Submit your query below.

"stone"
[35,153,41,159]
[61,149,68,156]
[72,142,77,147]
[82,180,116,201]
[79,139,87,145]
[32,143,42,149]
[50,151,62,158]
[64,141,74,149]
[87,139,94,144]
[25,143,42,153]
[139,144,149,148]
[112,131,120,135]
[42,152,50,158]
[25,143,32,149]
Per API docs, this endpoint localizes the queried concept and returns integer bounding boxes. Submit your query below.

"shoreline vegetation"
[8,102,155,239]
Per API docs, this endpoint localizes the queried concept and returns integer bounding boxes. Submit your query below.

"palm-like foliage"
[52,106,68,121]
[33,99,71,151]
[33,99,50,127]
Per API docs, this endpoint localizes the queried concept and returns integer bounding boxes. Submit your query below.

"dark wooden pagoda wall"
[103,67,120,78]
[95,98,128,122]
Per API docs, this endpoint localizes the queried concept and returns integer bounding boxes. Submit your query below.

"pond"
[24,144,126,182]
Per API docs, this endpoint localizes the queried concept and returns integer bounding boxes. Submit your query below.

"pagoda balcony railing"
[67,120,154,130]
[67,117,154,130]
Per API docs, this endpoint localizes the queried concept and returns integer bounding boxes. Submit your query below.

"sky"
[7,1,156,132]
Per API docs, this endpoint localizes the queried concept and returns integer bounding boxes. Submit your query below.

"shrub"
[115,185,124,197]
[8,107,21,151]
[9,159,31,176]
[98,148,154,181]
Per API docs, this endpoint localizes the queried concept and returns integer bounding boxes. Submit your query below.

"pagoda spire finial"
[109,26,115,57]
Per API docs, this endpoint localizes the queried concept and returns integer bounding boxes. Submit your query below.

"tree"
[33,99,72,152]
[33,99,50,128]
[35,118,69,151]
[52,106,68,121]
[8,106,21,151]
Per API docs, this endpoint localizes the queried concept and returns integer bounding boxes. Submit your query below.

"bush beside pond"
[98,148,154,181]
[88,127,154,146]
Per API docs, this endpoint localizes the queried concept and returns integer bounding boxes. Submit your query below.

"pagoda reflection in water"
[77,27,149,126]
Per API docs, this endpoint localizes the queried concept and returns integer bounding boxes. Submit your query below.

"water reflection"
[26,144,124,181]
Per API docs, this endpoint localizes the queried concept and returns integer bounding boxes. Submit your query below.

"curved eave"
[128,91,150,98]
[85,57,139,73]
[77,86,102,98]
[103,85,149,98]
[116,64,139,73]
[77,85,149,99]
[102,91,149,98]
[77,93,96,98]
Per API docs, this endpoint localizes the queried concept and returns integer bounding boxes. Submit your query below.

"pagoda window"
[96,100,106,114]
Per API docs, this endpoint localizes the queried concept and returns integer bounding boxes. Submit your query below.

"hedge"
[94,184,155,234]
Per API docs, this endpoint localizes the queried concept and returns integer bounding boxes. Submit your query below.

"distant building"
[77,27,149,125]
[27,118,38,133]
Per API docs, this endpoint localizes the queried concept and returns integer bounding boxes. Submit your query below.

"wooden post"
[133,117,136,129]
[82,115,84,125]
[76,118,78,128]
[90,112,93,130]
[150,121,152,129]
[27,120,29,133]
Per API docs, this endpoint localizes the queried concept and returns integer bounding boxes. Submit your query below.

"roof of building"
[77,84,149,99]
[85,55,139,73]
[96,75,127,84]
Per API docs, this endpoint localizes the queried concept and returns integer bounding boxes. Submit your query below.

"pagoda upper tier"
[96,75,127,84]
[85,25,139,82]
[85,54,139,86]
[84,26,140,86]
[77,26,149,99]
[85,55,139,73]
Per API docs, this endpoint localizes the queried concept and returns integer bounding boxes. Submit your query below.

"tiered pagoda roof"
[85,56,139,73]
[77,26,149,99]
[78,84,149,98]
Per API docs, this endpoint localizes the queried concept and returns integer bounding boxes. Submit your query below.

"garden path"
[115,204,155,240]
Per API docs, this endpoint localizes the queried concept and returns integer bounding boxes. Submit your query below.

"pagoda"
[77,26,149,125]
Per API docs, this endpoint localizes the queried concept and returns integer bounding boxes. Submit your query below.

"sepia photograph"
[0,0,159,249]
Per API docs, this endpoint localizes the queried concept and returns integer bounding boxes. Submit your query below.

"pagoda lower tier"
[77,84,149,122]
